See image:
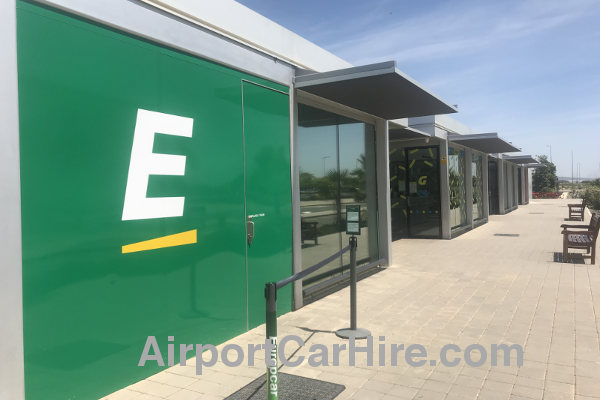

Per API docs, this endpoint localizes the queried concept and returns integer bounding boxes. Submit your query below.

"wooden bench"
[561,213,599,264]
[301,221,318,244]
[568,199,587,221]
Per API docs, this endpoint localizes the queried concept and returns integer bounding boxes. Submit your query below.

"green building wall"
[17,2,292,398]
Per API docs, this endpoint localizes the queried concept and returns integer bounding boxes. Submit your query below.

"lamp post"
[571,150,574,190]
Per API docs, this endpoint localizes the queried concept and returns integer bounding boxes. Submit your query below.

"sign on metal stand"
[345,204,361,235]
[336,205,371,339]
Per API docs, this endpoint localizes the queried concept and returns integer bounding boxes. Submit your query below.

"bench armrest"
[561,224,589,229]
[561,230,593,235]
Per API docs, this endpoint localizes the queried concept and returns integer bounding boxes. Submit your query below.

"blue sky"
[238,0,600,179]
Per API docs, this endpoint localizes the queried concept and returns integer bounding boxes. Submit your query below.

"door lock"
[247,217,255,246]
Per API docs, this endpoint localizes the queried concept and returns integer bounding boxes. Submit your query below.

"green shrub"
[532,155,558,193]
[583,186,600,211]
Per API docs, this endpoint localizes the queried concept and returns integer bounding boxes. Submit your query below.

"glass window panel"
[339,123,378,268]
[449,146,467,228]
[297,104,379,291]
[472,153,484,220]
[298,105,341,287]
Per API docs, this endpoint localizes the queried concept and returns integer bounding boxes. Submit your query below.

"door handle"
[247,217,255,246]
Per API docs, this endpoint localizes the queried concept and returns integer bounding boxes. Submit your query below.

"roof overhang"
[448,132,520,153]
[524,163,542,168]
[503,155,538,164]
[389,126,431,140]
[295,61,457,120]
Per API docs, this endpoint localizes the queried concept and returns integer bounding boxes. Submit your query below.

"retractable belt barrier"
[263,245,350,400]
[275,245,350,290]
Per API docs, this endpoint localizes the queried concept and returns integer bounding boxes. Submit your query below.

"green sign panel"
[17,2,292,399]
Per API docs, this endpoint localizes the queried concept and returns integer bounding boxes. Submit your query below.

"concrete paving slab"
[103,199,599,400]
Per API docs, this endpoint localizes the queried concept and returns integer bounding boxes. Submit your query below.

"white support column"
[290,90,303,310]
[0,1,25,399]
[498,159,506,214]
[482,154,490,219]
[375,119,392,265]
[465,148,473,229]
[440,139,451,239]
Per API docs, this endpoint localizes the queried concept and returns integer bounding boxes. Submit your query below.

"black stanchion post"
[336,204,371,339]
[264,282,278,400]
[349,236,357,331]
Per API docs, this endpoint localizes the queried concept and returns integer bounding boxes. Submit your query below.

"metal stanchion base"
[335,328,371,339]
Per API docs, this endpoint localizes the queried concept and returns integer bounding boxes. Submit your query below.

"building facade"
[388,116,537,240]
[1,1,459,399]
[1,1,540,399]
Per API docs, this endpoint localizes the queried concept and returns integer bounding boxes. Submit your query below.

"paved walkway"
[105,199,600,400]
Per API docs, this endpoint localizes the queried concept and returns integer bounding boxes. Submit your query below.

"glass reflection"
[472,153,484,220]
[297,104,378,290]
[389,146,441,238]
[449,146,467,228]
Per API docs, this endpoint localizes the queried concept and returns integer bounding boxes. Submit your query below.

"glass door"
[390,146,441,239]
[406,147,441,237]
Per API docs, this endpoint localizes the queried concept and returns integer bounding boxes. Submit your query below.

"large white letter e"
[122,109,193,221]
